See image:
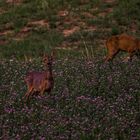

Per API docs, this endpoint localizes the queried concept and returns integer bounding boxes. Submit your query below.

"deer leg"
[23,92,28,99]
[123,52,134,62]
[105,49,119,62]
[23,87,33,101]
[128,52,134,61]
[104,55,113,62]
[28,90,37,99]
[40,88,45,97]
[127,52,133,61]
[25,91,32,101]
[40,81,48,97]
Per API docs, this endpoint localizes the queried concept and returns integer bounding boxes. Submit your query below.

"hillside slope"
[0,0,140,58]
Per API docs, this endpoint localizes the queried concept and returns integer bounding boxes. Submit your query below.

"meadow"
[0,0,140,139]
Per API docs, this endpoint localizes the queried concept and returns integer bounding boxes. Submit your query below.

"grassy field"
[0,0,140,139]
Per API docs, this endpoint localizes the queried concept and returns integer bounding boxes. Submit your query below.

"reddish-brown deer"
[23,52,54,100]
[105,34,140,61]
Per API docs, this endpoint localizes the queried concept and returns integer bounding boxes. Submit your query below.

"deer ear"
[43,53,49,62]
[50,50,56,60]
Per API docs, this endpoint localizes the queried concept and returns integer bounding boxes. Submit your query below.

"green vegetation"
[0,0,139,59]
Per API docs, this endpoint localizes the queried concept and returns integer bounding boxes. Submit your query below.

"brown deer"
[23,52,54,100]
[105,34,140,61]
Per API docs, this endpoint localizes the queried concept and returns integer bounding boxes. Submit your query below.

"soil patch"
[27,20,49,28]
[0,30,13,36]
[14,27,32,41]
[103,0,116,3]
[6,0,22,4]
[98,8,113,17]
[58,10,69,17]
[63,26,80,37]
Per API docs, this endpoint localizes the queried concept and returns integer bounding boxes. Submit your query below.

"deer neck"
[46,64,52,76]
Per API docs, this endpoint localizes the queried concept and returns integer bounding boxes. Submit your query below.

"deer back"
[106,34,140,52]
[25,71,53,91]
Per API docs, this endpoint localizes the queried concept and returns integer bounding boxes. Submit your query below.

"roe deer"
[23,52,54,100]
[105,34,140,61]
